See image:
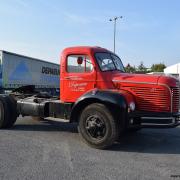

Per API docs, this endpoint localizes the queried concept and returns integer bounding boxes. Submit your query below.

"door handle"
[64,77,71,80]
[64,76,79,80]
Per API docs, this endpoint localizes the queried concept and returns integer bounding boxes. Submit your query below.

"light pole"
[109,16,123,53]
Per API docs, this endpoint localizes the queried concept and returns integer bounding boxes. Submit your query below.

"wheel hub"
[85,115,106,140]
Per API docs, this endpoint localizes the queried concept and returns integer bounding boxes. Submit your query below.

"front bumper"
[129,111,180,129]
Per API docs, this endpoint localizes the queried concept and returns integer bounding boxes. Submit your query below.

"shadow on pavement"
[10,118,180,154]
[111,128,180,154]
[11,119,78,133]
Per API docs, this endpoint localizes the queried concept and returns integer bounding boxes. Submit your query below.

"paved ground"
[0,117,180,180]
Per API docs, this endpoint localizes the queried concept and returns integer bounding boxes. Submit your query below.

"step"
[44,117,70,123]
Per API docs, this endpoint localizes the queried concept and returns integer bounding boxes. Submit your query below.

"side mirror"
[77,57,83,65]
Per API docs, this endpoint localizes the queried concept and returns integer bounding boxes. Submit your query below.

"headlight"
[129,102,135,111]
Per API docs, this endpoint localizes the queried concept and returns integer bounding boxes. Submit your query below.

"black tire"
[0,96,7,128]
[0,96,11,128]
[0,96,17,129]
[78,103,119,149]
[7,96,18,127]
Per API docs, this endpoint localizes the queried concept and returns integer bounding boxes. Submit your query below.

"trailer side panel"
[0,51,60,92]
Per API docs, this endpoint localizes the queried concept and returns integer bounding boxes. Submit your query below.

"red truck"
[0,46,180,149]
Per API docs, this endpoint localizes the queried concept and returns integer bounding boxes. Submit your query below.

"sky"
[0,0,180,67]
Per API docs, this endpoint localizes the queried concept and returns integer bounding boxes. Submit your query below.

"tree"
[125,63,136,73]
[151,63,166,72]
[137,61,147,73]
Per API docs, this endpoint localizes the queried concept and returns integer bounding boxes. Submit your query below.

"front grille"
[171,87,180,112]
[121,85,171,112]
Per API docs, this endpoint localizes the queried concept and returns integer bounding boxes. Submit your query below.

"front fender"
[70,89,128,122]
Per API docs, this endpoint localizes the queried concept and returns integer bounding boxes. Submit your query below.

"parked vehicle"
[0,50,59,95]
[0,46,179,149]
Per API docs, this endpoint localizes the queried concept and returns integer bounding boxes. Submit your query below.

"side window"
[67,55,93,73]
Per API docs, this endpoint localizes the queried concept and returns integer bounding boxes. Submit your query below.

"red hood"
[158,75,179,87]
[112,72,161,84]
[112,72,179,87]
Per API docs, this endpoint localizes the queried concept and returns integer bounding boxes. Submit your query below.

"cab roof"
[62,46,112,55]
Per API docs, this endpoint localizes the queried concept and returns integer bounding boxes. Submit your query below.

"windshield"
[95,52,125,72]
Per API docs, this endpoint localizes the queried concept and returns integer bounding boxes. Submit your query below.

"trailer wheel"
[0,96,17,129]
[78,103,119,149]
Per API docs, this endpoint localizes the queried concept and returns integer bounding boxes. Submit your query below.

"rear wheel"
[78,103,119,149]
[0,96,17,128]
[7,96,18,127]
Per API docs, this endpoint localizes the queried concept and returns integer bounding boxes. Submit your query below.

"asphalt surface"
[0,117,180,180]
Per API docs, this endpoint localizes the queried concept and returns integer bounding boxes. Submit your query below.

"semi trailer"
[0,50,59,94]
[0,46,180,149]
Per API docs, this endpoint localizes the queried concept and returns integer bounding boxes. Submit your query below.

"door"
[62,54,95,102]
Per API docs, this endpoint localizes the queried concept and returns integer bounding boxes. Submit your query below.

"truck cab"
[61,46,180,117]
[0,46,180,149]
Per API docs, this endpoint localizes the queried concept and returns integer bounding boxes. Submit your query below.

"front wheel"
[78,103,119,149]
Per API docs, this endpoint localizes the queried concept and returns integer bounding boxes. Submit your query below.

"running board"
[44,117,70,123]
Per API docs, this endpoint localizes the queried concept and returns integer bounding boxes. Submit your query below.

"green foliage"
[125,62,166,74]
[151,63,166,72]
[125,63,136,73]
[137,61,147,73]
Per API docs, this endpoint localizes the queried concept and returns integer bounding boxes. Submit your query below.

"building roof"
[164,63,180,74]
